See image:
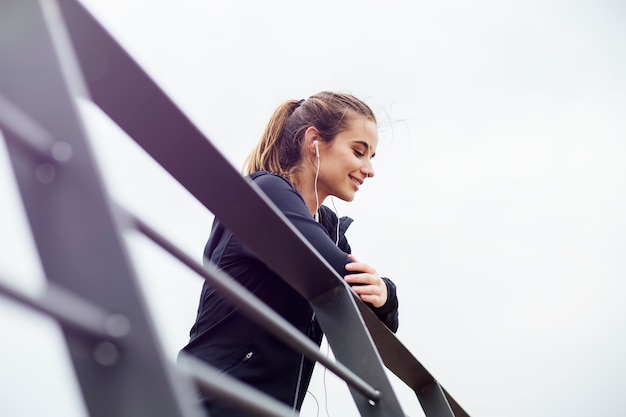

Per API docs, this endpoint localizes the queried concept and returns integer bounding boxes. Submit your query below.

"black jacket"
[181,172,399,416]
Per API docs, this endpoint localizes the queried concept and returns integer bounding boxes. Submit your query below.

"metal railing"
[0,1,470,416]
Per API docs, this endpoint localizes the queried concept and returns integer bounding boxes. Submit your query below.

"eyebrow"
[355,140,376,158]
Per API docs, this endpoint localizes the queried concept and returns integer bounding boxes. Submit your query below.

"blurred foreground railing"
[0,1,470,416]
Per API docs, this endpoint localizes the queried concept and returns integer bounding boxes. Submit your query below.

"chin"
[341,192,356,202]
[330,192,354,202]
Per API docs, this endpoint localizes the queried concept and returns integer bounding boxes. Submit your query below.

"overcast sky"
[1,0,625,416]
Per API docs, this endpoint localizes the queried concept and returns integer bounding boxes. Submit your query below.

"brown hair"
[244,91,376,183]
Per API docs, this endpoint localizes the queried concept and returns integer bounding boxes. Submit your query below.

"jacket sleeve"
[371,278,399,333]
[252,173,352,274]
[253,173,399,332]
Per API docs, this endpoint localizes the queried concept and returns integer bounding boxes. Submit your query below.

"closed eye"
[353,140,375,159]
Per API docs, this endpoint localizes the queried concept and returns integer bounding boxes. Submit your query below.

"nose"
[362,160,375,178]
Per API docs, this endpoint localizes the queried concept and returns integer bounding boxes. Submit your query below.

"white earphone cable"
[314,146,321,223]
[329,197,340,246]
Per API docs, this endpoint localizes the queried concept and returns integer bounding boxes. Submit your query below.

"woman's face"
[316,115,378,202]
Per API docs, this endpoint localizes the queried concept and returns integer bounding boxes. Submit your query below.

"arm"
[252,173,352,274]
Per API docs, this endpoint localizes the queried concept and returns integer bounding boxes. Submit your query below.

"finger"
[346,255,373,270]
[344,273,375,285]
[352,279,387,297]
[350,283,381,296]
[359,294,385,307]
[345,261,374,274]
[352,285,383,300]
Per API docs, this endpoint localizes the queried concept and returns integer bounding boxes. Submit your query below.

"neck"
[293,167,326,217]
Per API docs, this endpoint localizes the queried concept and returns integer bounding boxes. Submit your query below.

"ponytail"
[244,99,302,180]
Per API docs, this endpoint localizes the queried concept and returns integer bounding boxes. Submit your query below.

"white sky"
[1,0,625,416]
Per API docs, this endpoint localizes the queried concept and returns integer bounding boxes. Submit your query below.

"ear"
[304,126,319,156]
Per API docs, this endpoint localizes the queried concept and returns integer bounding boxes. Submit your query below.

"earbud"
[313,139,319,158]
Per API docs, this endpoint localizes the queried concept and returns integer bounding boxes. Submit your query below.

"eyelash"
[354,149,365,157]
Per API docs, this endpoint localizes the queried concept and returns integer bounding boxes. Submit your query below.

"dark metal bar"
[444,388,468,417]
[418,382,456,417]
[355,299,470,417]
[0,1,199,416]
[0,278,121,341]
[178,353,296,417]
[127,208,381,403]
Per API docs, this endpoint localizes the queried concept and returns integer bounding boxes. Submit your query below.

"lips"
[349,175,363,190]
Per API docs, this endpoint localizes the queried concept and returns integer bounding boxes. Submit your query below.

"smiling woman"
[179,91,399,416]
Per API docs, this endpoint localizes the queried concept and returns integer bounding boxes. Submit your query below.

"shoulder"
[248,171,294,190]
[247,171,305,208]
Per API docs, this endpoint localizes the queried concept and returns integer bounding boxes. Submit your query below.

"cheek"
[348,156,362,171]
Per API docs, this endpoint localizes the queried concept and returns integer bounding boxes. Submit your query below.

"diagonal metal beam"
[355,302,470,417]
[0,93,60,160]
[0,278,126,342]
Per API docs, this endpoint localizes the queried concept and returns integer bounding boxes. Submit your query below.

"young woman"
[181,91,399,416]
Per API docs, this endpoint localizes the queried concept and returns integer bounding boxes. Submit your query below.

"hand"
[344,254,388,308]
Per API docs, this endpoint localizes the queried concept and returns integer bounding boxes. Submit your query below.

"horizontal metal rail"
[0,278,128,342]
[0,93,74,166]
[177,353,296,417]
[124,207,382,403]
[0,93,58,159]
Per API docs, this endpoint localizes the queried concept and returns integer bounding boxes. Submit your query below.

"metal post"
[0,1,199,416]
